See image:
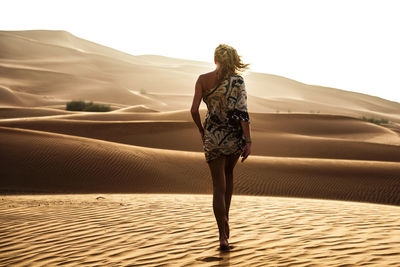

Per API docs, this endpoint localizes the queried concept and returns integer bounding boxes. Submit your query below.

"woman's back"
[201,70,219,92]
[203,74,248,122]
[201,73,249,163]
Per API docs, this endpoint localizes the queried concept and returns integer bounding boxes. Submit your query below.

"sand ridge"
[1,29,400,204]
[1,112,400,161]
[1,30,400,118]
[1,126,399,205]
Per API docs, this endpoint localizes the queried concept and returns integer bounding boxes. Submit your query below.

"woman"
[190,44,252,251]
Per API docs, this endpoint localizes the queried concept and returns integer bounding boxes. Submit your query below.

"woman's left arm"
[190,75,204,139]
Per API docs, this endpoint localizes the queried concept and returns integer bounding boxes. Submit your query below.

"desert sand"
[1,30,400,266]
[1,194,399,266]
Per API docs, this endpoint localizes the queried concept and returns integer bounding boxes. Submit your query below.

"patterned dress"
[202,74,250,163]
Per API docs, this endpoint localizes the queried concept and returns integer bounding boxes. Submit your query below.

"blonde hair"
[214,44,250,86]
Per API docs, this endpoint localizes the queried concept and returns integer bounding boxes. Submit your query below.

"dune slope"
[1,29,400,207]
[1,30,400,121]
[1,126,399,205]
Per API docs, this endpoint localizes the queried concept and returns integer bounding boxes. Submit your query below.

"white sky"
[2,0,400,103]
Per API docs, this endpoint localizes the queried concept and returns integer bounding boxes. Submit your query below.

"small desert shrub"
[361,116,389,125]
[84,102,111,112]
[66,100,85,111]
[66,100,111,112]
[140,88,147,94]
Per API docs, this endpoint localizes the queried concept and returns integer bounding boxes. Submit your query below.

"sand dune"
[1,126,399,205]
[0,106,74,119]
[2,30,400,118]
[1,29,400,266]
[1,29,400,204]
[1,194,399,266]
[1,112,400,162]
[114,104,160,113]
[0,84,61,107]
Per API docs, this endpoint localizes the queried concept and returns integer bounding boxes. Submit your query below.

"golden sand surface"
[1,126,400,205]
[1,30,400,266]
[0,194,399,267]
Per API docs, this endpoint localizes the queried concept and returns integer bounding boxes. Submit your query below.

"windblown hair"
[214,44,250,86]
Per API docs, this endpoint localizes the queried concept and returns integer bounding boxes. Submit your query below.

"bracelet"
[245,137,252,143]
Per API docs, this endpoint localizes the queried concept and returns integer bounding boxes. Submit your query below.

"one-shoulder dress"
[202,74,250,163]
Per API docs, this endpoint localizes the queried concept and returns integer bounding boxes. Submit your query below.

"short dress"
[202,74,250,163]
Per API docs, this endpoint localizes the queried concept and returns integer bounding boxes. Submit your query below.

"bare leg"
[207,156,229,247]
[224,152,241,239]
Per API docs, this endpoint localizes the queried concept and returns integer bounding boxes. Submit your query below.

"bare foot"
[225,219,230,239]
[219,237,230,251]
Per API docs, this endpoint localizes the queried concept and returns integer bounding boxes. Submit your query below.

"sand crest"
[1,126,399,205]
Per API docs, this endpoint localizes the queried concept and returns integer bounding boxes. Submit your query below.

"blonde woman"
[190,44,252,251]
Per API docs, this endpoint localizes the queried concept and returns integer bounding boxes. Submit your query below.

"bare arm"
[235,77,251,162]
[240,120,251,140]
[190,76,204,140]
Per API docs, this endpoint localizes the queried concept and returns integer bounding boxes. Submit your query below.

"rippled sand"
[1,194,399,266]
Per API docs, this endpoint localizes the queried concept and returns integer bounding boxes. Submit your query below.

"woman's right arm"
[240,121,251,141]
[235,77,251,162]
[240,121,251,163]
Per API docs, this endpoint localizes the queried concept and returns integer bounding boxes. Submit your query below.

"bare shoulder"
[201,70,217,80]
[196,73,206,86]
[198,70,218,88]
